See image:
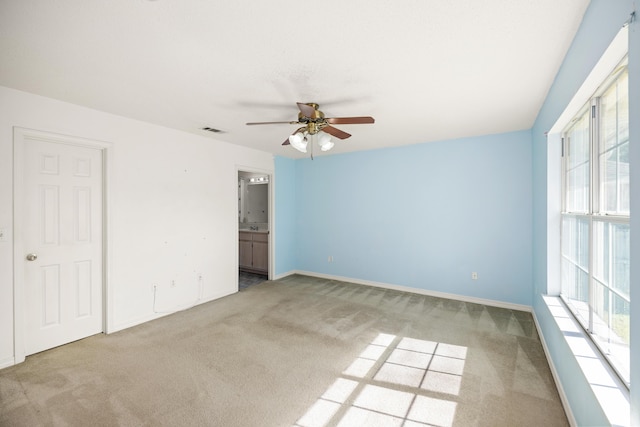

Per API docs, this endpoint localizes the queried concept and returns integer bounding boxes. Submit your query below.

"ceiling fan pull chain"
[310,134,314,160]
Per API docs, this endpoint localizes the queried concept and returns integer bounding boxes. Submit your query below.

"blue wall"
[273,156,297,276]
[274,1,639,422]
[281,130,533,306]
[530,1,637,425]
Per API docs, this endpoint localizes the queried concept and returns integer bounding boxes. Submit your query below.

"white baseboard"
[285,270,532,312]
[272,270,296,281]
[0,356,15,370]
[108,289,236,334]
[532,307,577,427]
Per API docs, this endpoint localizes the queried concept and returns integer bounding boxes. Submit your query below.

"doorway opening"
[238,170,271,290]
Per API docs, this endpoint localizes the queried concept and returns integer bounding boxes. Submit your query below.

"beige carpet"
[0,274,568,426]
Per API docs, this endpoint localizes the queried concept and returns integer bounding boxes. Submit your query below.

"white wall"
[0,86,274,367]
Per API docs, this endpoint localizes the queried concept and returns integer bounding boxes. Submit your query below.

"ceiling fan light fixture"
[289,132,308,153]
[317,133,334,151]
[320,141,334,151]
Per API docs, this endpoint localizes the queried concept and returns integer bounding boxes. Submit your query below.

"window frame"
[560,59,630,387]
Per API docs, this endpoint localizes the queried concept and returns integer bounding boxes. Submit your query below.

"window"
[561,62,630,385]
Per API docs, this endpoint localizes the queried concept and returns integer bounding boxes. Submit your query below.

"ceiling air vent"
[201,127,224,133]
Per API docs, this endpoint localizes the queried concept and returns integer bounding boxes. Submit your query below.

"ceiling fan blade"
[322,125,351,139]
[246,121,299,125]
[326,116,375,125]
[297,102,316,118]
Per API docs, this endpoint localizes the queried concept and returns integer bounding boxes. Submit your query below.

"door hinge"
[591,105,596,118]
[561,137,564,157]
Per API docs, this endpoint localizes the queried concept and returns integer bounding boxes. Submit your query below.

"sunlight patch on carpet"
[293,333,467,427]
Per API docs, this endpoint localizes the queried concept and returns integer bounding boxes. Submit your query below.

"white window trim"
[560,63,630,385]
[537,296,630,426]
[546,24,630,425]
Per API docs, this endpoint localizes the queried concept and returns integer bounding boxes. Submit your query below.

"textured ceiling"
[0,0,590,158]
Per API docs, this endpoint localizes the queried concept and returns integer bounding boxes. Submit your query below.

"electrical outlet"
[471,272,478,280]
[328,255,333,263]
[170,280,176,288]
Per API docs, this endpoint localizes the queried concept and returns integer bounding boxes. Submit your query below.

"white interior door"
[22,138,103,355]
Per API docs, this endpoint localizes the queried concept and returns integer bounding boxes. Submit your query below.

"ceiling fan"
[246,102,375,154]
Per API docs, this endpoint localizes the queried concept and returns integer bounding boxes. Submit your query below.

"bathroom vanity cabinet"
[239,231,268,274]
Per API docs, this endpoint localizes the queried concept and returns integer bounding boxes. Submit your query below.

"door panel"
[41,185,60,245]
[74,187,92,242]
[41,264,61,327]
[74,260,93,318]
[23,138,103,355]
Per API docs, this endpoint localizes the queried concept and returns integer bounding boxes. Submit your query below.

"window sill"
[540,295,629,426]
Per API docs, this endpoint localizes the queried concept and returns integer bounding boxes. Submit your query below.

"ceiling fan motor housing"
[298,104,326,135]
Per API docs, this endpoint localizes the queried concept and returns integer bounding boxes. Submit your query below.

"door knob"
[26,253,38,261]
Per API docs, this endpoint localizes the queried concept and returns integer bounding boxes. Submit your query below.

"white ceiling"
[0,0,589,158]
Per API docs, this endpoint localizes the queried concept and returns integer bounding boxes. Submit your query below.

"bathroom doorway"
[238,170,270,290]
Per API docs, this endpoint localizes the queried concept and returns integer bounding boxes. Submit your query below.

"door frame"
[12,127,112,364]
[236,166,274,285]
